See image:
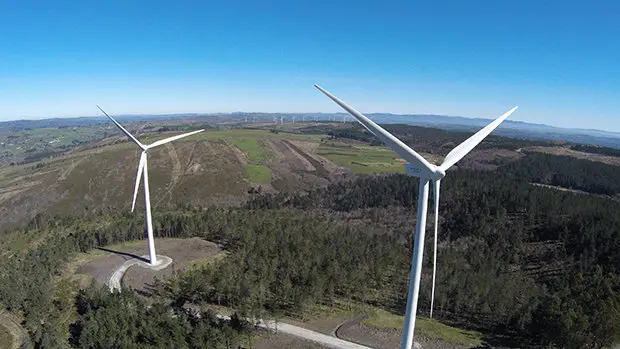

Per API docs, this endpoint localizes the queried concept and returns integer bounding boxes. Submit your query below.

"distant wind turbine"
[315,85,517,349]
[97,106,204,265]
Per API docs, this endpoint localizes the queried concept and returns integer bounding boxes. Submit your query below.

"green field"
[363,309,484,347]
[245,164,271,184]
[229,137,270,162]
[317,142,406,174]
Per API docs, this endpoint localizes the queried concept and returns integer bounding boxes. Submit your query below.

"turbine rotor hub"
[431,168,446,181]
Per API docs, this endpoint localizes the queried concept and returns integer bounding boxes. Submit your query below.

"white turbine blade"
[430,179,441,319]
[315,85,436,174]
[439,106,518,171]
[131,152,146,212]
[97,105,146,150]
[146,129,204,149]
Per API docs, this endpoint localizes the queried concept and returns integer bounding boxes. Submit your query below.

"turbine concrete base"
[137,255,173,270]
[109,255,173,292]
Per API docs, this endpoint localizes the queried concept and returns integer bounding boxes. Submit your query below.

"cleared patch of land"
[458,148,524,171]
[335,308,483,349]
[0,323,13,349]
[0,311,28,349]
[76,238,222,294]
[525,146,620,166]
[283,301,366,336]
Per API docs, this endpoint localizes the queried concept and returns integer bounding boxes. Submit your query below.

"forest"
[501,152,620,195]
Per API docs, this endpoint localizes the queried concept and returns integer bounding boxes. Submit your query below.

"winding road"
[218,315,373,349]
[108,255,172,292]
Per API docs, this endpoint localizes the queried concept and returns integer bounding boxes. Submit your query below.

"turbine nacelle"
[431,167,446,181]
[404,162,444,180]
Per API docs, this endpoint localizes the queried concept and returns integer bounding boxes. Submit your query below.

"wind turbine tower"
[315,85,517,349]
[97,106,204,265]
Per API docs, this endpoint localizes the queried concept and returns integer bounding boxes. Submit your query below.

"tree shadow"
[136,283,158,297]
[97,247,148,263]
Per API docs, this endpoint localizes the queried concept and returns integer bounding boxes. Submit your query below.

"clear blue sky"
[1,1,619,131]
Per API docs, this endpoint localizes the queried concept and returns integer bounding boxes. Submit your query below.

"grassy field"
[363,309,484,347]
[246,164,272,184]
[317,142,407,174]
[228,137,270,162]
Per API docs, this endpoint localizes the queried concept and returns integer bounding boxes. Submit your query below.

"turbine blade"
[439,106,518,171]
[146,129,204,149]
[97,105,146,150]
[315,85,436,174]
[430,179,441,318]
[132,152,146,212]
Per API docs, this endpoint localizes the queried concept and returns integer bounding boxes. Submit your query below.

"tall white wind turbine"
[97,106,204,265]
[315,85,517,349]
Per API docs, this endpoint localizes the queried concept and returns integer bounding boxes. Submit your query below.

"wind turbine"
[314,85,517,349]
[97,106,204,266]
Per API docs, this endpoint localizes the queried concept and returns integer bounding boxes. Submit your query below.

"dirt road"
[219,315,375,349]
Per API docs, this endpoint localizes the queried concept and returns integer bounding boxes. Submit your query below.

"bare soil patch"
[254,333,328,349]
[77,238,222,294]
[267,140,329,191]
[266,139,353,192]
[284,312,360,336]
[0,311,28,349]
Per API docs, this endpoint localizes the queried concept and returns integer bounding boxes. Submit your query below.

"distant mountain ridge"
[3,112,620,149]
